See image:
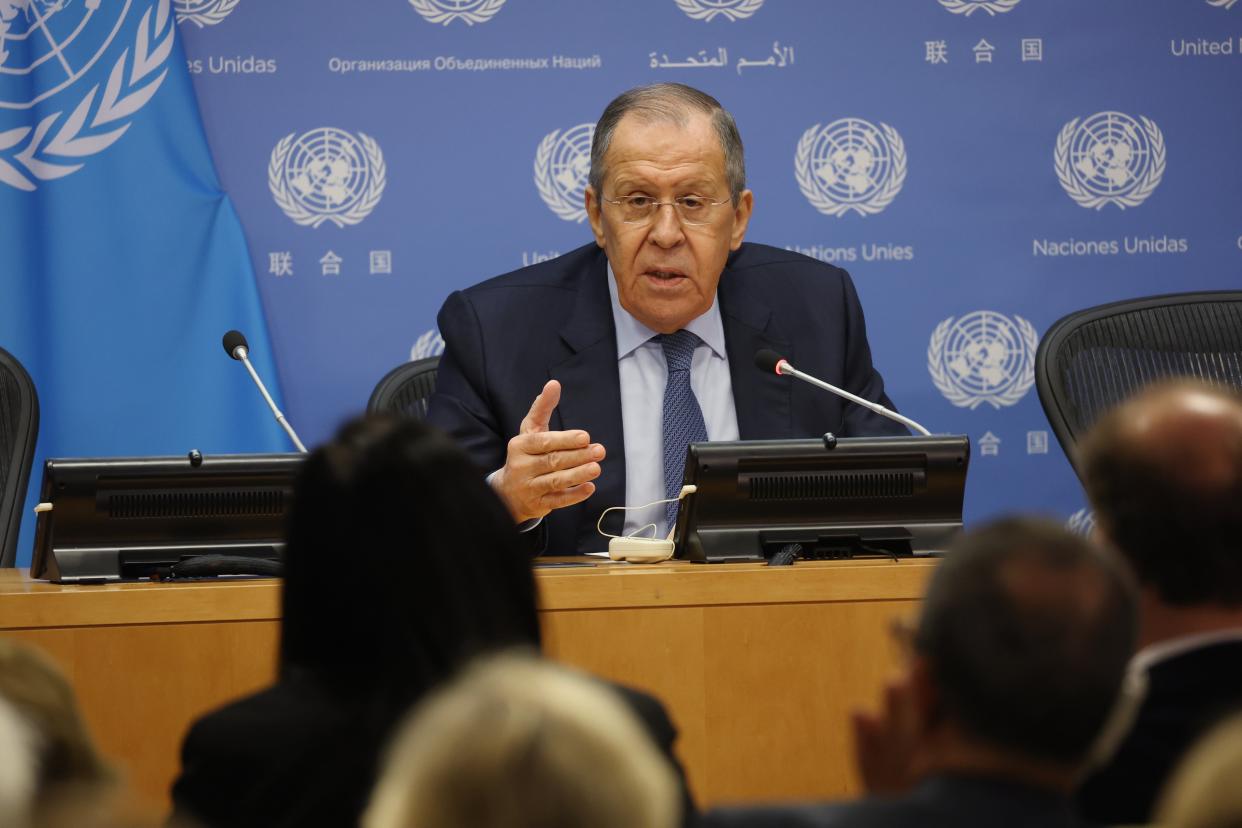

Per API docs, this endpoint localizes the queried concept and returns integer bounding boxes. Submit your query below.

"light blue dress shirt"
[607,266,739,538]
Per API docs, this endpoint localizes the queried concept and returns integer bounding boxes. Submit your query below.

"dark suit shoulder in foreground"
[704,775,1090,828]
[169,675,379,828]
[1077,639,1242,824]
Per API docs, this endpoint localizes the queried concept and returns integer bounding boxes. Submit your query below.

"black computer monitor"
[30,453,304,583]
[673,435,970,563]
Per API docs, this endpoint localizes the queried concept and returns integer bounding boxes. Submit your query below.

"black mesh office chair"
[367,357,441,421]
[0,347,39,567]
[1035,291,1242,480]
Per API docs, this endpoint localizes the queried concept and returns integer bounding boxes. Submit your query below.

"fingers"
[494,453,602,524]
[499,381,609,523]
[529,459,602,495]
[534,444,606,475]
[851,679,920,796]
[494,413,606,523]
[512,429,593,456]
[536,481,596,512]
[520,380,561,435]
[852,706,898,795]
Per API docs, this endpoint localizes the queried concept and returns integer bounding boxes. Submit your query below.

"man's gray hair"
[588,83,746,203]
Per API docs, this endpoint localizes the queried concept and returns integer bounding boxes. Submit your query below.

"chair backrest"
[367,357,441,421]
[1035,291,1242,479]
[0,347,39,567]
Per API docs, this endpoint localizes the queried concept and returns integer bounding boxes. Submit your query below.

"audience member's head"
[906,517,1137,781]
[364,652,680,828]
[0,639,114,806]
[1080,379,1242,608]
[1155,712,1242,828]
[279,415,541,700]
[0,696,36,828]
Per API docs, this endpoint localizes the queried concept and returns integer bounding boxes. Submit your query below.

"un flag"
[0,0,289,567]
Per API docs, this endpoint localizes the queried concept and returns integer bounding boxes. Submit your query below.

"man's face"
[585,112,753,334]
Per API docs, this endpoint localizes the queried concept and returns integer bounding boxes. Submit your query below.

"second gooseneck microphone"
[223,330,308,453]
[755,348,931,436]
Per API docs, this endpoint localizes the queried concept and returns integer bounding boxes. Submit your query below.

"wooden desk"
[0,558,932,809]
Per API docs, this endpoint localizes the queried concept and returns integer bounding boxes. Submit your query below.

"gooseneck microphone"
[222,330,308,453]
[755,348,932,436]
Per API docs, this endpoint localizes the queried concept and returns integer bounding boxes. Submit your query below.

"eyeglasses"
[601,194,731,226]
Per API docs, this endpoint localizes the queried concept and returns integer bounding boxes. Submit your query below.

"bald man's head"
[1081,380,1242,606]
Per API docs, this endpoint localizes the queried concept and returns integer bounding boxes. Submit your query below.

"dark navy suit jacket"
[703,774,1089,828]
[427,241,905,555]
[1076,639,1242,824]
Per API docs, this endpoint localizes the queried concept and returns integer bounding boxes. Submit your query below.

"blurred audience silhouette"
[365,652,679,828]
[168,415,690,828]
[1076,381,1242,824]
[705,517,1137,828]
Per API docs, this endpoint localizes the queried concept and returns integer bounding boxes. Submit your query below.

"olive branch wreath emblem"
[410,329,445,361]
[174,0,241,28]
[673,0,765,22]
[927,314,1038,410]
[938,0,1021,15]
[534,127,590,224]
[795,121,907,217]
[1054,114,1165,210]
[408,0,507,26]
[0,0,175,192]
[268,131,387,228]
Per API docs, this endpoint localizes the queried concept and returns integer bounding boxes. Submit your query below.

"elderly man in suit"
[427,82,903,554]
[1076,380,1242,824]
[705,517,1138,828]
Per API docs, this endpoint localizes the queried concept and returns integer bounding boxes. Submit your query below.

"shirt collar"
[1130,628,1242,675]
[606,263,727,360]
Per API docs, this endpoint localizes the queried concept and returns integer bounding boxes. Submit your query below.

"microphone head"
[754,349,786,375]
[222,330,249,360]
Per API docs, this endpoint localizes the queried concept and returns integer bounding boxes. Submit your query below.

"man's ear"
[585,186,606,249]
[729,189,754,251]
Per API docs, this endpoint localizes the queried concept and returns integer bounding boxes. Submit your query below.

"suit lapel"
[719,263,793,440]
[552,249,627,541]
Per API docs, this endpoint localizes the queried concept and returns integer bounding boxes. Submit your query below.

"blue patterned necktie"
[659,330,708,532]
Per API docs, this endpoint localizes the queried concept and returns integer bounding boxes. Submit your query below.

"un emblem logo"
[534,123,593,223]
[268,128,386,228]
[175,0,240,27]
[795,118,907,217]
[928,311,1038,410]
[1066,508,1096,537]
[938,0,1021,14]
[674,0,764,22]
[0,0,174,191]
[1055,111,1166,210]
[409,0,506,25]
[410,329,445,361]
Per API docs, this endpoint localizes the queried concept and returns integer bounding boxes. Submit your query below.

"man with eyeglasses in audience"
[428,82,904,553]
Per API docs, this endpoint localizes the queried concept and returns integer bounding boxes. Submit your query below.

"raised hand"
[490,380,606,524]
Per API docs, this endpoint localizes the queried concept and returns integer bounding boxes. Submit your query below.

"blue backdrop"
[5,0,1240,564]
[170,0,1242,533]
